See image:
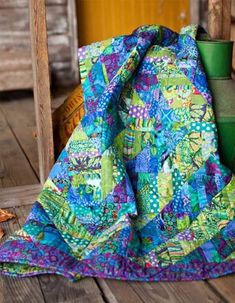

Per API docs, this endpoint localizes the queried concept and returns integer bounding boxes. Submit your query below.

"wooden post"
[222,0,232,39]
[190,0,200,25]
[208,0,231,39]
[29,0,54,184]
[208,0,223,39]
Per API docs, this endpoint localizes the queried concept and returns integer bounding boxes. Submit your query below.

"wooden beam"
[208,0,223,39]
[222,0,232,39]
[0,184,41,208]
[67,0,79,83]
[29,0,54,184]
[190,0,200,24]
[207,275,235,303]
[208,0,232,39]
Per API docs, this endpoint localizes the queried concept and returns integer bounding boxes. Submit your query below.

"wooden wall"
[76,0,190,46]
[0,0,78,90]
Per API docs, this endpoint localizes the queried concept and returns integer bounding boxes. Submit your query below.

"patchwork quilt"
[0,25,235,282]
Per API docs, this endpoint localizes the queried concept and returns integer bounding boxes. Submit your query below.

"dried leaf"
[32,130,37,138]
[0,228,4,239]
[0,209,16,222]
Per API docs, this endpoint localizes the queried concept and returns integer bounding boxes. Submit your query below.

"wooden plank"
[46,5,68,35]
[190,0,200,24]
[29,0,54,184]
[207,276,235,303]
[0,207,45,303]
[0,6,68,35]
[16,205,105,303]
[0,50,31,72]
[37,275,105,303]
[67,0,79,84]
[0,89,72,176]
[222,0,232,39]
[0,0,67,8]
[0,91,39,175]
[0,35,72,64]
[0,0,77,89]
[208,0,223,39]
[48,34,71,62]
[97,279,144,303]
[124,280,224,303]
[0,70,33,91]
[0,32,30,48]
[0,184,41,208]
[0,109,38,188]
[98,278,226,303]
[0,0,29,7]
[208,0,231,40]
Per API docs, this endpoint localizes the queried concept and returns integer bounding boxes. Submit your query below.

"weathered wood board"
[0,0,78,90]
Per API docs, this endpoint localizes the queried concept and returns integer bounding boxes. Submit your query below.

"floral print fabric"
[0,25,235,282]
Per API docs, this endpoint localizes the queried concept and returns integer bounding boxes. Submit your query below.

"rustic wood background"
[0,0,78,91]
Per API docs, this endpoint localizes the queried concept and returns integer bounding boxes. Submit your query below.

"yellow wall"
[77,0,190,46]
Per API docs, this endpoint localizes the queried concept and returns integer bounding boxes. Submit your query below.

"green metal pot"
[209,79,235,172]
[196,38,235,173]
[196,40,234,79]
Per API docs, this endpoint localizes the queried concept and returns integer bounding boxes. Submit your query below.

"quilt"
[0,25,235,282]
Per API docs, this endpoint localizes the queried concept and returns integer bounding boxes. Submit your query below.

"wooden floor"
[0,90,234,303]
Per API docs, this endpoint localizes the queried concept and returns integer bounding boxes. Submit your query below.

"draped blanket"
[0,25,235,282]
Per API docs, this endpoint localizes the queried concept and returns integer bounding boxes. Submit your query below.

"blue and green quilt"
[0,25,235,282]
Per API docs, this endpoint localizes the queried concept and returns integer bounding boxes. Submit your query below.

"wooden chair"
[0,0,232,208]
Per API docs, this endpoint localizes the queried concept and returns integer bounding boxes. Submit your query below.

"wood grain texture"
[0,89,72,208]
[208,0,223,39]
[207,276,235,303]
[0,0,67,8]
[97,279,143,303]
[0,6,68,34]
[0,50,31,72]
[190,0,200,24]
[125,280,225,303]
[0,35,72,65]
[29,0,54,183]
[0,70,33,91]
[0,91,39,176]
[0,109,38,188]
[0,0,78,90]
[67,0,79,83]
[208,0,232,39]
[0,184,41,208]
[222,0,232,39]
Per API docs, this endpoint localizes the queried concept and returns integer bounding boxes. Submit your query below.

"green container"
[196,40,234,79]
[197,39,235,173]
[216,121,235,172]
[209,79,235,173]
